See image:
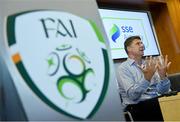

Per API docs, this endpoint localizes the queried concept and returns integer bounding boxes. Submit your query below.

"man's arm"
[157,78,171,94]
[118,66,150,101]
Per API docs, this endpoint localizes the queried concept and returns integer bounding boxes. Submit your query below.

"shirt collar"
[127,58,135,66]
[127,58,145,66]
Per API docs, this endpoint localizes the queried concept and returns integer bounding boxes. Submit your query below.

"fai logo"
[6,11,110,119]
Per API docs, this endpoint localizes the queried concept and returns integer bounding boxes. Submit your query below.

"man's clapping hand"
[140,56,158,81]
[157,55,171,80]
[139,55,171,81]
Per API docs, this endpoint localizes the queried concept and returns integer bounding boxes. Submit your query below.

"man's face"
[128,39,145,57]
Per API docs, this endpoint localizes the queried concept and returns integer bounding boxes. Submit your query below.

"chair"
[124,111,134,121]
[116,77,134,121]
[168,73,180,92]
[118,93,134,122]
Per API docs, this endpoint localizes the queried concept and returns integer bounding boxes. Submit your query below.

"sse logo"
[109,24,133,42]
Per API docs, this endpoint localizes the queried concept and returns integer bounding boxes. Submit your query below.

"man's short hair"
[124,35,141,54]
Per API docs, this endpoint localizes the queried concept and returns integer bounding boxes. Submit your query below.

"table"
[159,92,180,121]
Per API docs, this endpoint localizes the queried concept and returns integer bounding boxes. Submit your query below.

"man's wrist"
[160,77,167,80]
[160,74,168,80]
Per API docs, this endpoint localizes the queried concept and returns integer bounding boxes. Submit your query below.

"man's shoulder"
[118,60,131,69]
[119,59,131,66]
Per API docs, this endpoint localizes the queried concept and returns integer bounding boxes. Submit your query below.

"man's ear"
[127,46,131,53]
